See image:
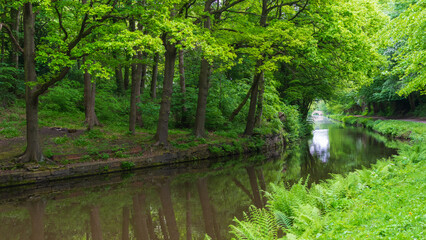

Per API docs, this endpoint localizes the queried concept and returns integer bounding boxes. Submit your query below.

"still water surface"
[0,118,397,239]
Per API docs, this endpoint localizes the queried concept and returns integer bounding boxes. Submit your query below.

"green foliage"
[230,206,279,240]
[0,63,24,106]
[231,117,426,239]
[40,82,83,112]
[120,161,135,170]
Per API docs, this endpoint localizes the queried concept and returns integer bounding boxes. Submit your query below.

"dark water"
[0,118,397,240]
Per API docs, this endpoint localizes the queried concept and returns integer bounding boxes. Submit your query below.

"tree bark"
[228,86,253,122]
[141,53,147,94]
[115,64,125,95]
[194,1,213,138]
[254,71,265,127]
[159,181,179,240]
[154,39,177,145]
[9,7,20,69]
[83,56,100,130]
[90,206,103,240]
[244,67,262,136]
[20,2,43,163]
[124,64,130,90]
[129,20,143,134]
[150,52,159,99]
[178,49,187,128]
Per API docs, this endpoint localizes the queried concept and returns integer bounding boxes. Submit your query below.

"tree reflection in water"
[0,119,397,239]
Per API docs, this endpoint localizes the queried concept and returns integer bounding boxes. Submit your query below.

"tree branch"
[0,23,24,53]
[289,0,309,21]
[34,67,71,98]
[54,7,68,41]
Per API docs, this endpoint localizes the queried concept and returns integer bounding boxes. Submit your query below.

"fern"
[230,206,279,240]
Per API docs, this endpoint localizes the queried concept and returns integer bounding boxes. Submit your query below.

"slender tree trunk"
[178,49,187,128]
[83,56,100,130]
[90,206,103,240]
[150,52,159,99]
[408,93,416,112]
[21,2,42,163]
[154,40,177,145]
[254,72,265,127]
[10,7,20,69]
[246,166,263,208]
[122,207,130,240]
[229,86,253,122]
[244,67,262,136]
[29,200,45,240]
[159,181,179,240]
[141,53,147,94]
[194,2,213,138]
[129,20,142,134]
[115,64,125,95]
[197,178,216,239]
[124,64,130,91]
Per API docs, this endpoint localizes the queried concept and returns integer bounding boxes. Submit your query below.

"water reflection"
[309,129,330,162]
[0,120,397,239]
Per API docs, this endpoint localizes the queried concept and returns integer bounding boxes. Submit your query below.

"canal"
[0,118,397,239]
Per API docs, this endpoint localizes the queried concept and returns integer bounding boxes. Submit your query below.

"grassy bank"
[230,117,426,239]
[0,100,290,171]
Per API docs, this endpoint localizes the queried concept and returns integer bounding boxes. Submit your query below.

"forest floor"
[0,103,251,172]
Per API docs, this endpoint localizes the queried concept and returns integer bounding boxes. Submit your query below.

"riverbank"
[0,133,284,187]
[231,116,426,239]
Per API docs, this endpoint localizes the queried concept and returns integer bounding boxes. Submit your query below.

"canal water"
[0,118,397,240]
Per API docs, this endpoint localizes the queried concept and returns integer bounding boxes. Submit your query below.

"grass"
[0,101,270,167]
[230,117,426,240]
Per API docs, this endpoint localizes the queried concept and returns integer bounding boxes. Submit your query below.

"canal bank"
[0,134,284,187]
[231,116,426,239]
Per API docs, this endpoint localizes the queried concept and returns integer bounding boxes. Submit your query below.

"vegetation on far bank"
[230,118,426,239]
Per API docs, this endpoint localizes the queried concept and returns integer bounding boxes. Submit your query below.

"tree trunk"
[229,86,253,122]
[129,20,142,134]
[29,200,45,240]
[90,206,103,240]
[178,49,187,128]
[154,40,177,145]
[124,64,130,90]
[194,2,212,138]
[150,52,159,100]
[141,53,147,94]
[21,2,42,163]
[159,181,179,240]
[254,72,265,127]
[83,56,100,131]
[197,178,216,239]
[9,7,20,69]
[115,64,125,95]
[244,68,262,136]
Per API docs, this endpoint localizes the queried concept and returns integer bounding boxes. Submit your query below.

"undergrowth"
[230,118,426,239]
